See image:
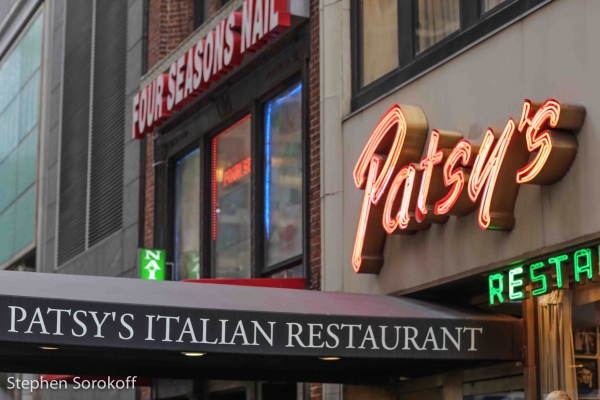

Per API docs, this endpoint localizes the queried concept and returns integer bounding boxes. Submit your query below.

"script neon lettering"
[435,140,471,215]
[416,131,443,222]
[352,99,586,274]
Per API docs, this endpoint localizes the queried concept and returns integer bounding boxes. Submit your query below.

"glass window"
[174,149,201,280]
[268,264,303,278]
[482,0,509,13]
[264,83,303,268]
[416,0,460,53]
[212,116,252,278]
[0,13,42,265]
[361,0,399,86]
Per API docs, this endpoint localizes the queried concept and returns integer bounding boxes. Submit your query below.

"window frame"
[351,0,552,110]
[167,76,307,281]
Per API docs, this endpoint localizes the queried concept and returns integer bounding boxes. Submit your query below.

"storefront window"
[0,13,42,266]
[361,0,398,86]
[264,83,303,268]
[174,149,200,280]
[416,0,460,53]
[212,116,252,278]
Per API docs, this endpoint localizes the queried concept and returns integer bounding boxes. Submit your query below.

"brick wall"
[309,0,322,397]
[143,0,222,249]
[308,0,321,293]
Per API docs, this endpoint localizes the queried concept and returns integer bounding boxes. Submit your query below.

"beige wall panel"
[338,0,598,294]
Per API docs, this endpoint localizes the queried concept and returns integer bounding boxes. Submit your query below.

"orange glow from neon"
[352,156,382,272]
[416,130,444,222]
[434,140,471,215]
[353,105,408,203]
[468,119,517,230]
[516,99,561,184]
[383,165,417,233]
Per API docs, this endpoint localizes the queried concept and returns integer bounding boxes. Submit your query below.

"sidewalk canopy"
[0,271,522,384]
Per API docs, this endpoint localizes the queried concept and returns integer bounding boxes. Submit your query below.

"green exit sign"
[140,248,166,280]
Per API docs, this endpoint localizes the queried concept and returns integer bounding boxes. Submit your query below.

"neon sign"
[223,157,251,187]
[132,0,291,139]
[488,245,599,305]
[353,99,586,274]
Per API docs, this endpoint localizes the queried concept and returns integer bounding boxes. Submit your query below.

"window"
[352,0,545,109]
[172,82,305,280]
[361,0,399,89]
[193,0,205,29]
[174,149,201,280]
[212,116,252,279]
[264,83,303,269]
[0,12,42,266]
[416,0,460,53]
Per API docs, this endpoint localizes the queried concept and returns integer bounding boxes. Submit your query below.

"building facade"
[321,0,600,399]
[135,0,321,399]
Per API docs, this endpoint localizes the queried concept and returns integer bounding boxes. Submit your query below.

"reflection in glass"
[213,116,252,278]
[0,13,42,265]
[265,83,303,268]
[416,0,460,53]
[268,265,303,279]
[361,0,399,86]
[175,149,200,280]
[482,0,509,13]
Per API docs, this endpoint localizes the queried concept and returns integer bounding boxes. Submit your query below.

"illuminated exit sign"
[488,245,600,305]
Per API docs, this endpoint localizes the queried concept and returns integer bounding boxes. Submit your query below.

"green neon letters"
[530,262,547,296]
[548,254,568,289]
[508,266,525,301]
[488,246,600,305]
[489,273,505,306]
[574,248,593,284]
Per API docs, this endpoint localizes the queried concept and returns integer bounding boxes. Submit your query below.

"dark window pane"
[175,149,200,280]
[361,0,399,86]
[482,0,509,13]
[264,83,303,268]
[193,0,204,29]
[416,0,461,53]
[212,116,252,278]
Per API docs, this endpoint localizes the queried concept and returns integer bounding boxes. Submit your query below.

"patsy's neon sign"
[353,99,586,274]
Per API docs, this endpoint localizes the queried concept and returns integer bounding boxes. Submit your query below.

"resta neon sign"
[489,245,599,305]
[353,99,586,274]
[132,0,290,139]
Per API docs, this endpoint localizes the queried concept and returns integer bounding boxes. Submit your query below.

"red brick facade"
[308,0,321,293]
[144,0,222,248]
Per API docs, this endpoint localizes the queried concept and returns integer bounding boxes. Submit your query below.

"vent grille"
[57,0,93,265]
[88,0,126,246]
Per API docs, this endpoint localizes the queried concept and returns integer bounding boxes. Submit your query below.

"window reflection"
[174,149,200,280]
[264,83,303,268]
[212,116,252,278]
[361,0,399,86]
[416,0,461,53]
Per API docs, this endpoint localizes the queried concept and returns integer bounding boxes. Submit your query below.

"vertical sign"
[140,248,166,280]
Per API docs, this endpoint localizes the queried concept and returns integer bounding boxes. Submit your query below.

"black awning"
[0,271,522,383]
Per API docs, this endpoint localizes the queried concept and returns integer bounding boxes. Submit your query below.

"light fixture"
[40,346,59,350]
[181,352,205,357]
[318,357,340,361]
